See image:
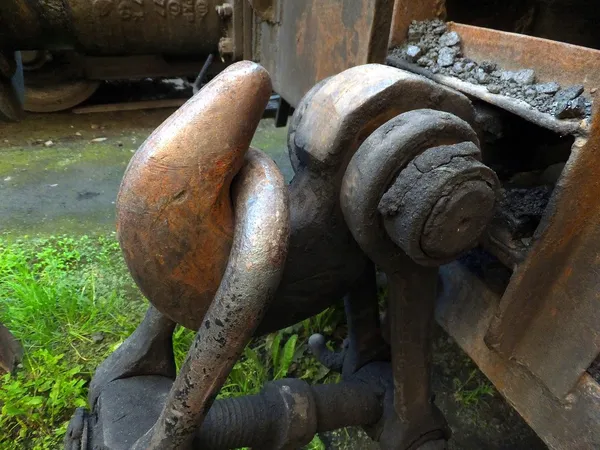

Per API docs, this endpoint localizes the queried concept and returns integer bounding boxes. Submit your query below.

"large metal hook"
[117,61,273,331]
[133,147,290,449]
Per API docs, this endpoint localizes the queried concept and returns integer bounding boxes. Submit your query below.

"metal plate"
[486,115,600,400]
[437,263,600,450]
[255,0,395,107]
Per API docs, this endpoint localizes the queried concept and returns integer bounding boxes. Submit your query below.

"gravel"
[535,82,561,95]
[512,69,536,86]
[406,45,422,62]
[438,47,457,67]
[439,31,461,47]
[390,20,592,120]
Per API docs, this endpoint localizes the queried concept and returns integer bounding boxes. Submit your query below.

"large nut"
[341,109,499,270]
[379,142,498,265]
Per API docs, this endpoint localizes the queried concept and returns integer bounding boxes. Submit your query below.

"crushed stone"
[390,20,592,120]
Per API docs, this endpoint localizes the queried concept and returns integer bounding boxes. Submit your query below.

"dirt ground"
[0,109,546,449]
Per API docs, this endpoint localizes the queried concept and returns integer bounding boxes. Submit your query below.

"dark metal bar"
[387,267,437,423]
[342,263,389,377]
[274,96,291,128]
[193,54,215,94]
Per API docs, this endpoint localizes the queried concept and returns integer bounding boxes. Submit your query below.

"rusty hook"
[116,61,272,331]
[133,147,290,450]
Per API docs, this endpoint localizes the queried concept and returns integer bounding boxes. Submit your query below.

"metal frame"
[252,0,600,447]
[382,3,600,448]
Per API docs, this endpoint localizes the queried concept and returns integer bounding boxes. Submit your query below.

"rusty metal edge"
[437,263,600,450]
[448,23,600,98]
[386,55,581,136]
[388,0,446,49]
[484,115,600,400]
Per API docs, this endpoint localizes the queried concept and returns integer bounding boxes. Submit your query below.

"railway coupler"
[65,61,499,450]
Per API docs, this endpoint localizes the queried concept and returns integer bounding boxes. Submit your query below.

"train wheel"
[24,79,100,113]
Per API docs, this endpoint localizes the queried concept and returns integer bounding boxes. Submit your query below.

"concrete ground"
[0,110,291,236]
[0,109,546,449]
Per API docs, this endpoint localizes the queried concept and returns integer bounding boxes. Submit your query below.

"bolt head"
[218,37,234,58]
[216,2,233,18]
[381,142,499,266]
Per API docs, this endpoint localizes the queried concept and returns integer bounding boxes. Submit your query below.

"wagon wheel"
[24,80,100,112]
[21,50,99,113]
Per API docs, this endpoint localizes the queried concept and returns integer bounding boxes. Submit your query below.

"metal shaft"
[387,268,437,424]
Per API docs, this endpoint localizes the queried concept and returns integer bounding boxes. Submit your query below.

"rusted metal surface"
[0,0,223,56]
[486,115,600,399]
[437,262,600,449]
[254,0,395,107]
[135,147,290,449]
[388,0,446,48]
[387,22,600,133]
[449,23,600,94]
[228,0,245,61]
[117,61,272,330]
[71,0,221,56]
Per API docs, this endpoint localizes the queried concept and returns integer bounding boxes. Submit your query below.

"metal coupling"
[341,108,499,270]
[263,379,318,449]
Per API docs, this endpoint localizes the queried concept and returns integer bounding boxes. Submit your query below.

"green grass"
[0,234,340,449]
[453,368,496,408]
[0,235,145,449]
